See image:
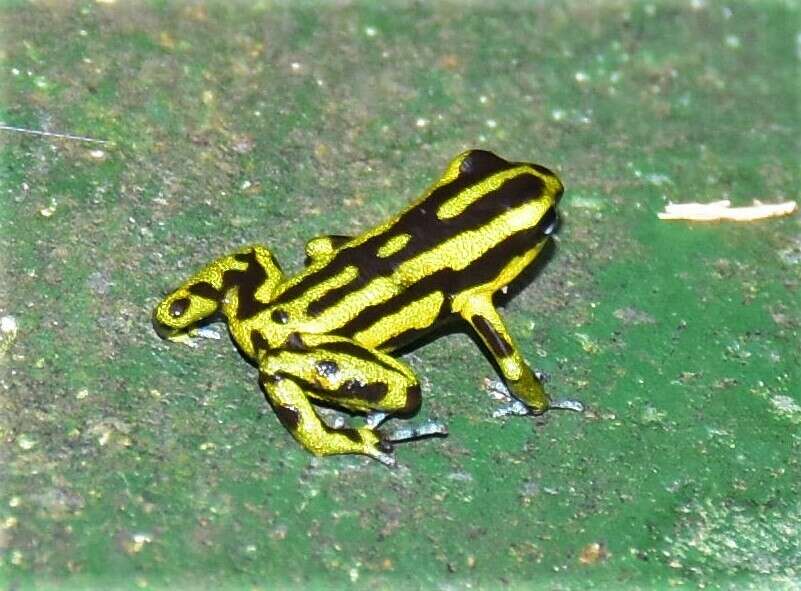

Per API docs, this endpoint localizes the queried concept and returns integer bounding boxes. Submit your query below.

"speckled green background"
[1,1,800,590]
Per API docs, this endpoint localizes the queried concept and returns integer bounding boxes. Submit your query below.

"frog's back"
[274,150,562,350]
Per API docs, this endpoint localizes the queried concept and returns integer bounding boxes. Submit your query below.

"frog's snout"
[150,300,181,340]
[152,304,179,340]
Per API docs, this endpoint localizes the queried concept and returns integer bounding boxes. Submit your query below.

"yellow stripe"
[355,291,444,347]
[436,165,532,220]
[450,243,544,315]
[310,201,549,332]
[376,233,411,258]
[303,276,399,332]
[396,200,549,284]
[294,265,359,311]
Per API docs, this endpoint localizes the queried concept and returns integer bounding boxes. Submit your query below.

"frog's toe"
[485,379,513,401]
[491,396,584,417]
[549,398,584,413]
[492,399,531,418]
[365,437,396,467]
[371,450,397,467]
[387,420,448,442]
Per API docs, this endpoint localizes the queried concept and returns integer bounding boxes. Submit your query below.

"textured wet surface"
[2,2,799,589]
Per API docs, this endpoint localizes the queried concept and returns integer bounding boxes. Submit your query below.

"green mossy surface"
[1,2,799,589]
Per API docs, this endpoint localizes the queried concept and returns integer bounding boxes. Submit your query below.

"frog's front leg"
[456,295,583,415]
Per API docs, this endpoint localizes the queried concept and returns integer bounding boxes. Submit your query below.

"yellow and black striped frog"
[153,150,582,466]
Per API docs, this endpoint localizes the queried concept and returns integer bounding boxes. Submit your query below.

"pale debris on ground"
[658,199,797,221]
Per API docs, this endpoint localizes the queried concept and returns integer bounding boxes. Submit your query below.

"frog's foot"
[365,438,397,468]
[363,420,447,468]
[485,379,583,417]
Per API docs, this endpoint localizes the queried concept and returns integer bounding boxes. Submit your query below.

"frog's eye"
[169,297,191,318]
[541,208,559,236]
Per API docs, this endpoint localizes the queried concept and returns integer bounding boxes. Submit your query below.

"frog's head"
[152,246,283,340]
[152,283,221,340]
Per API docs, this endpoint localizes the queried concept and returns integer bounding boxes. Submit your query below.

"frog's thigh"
[455,294,550,413]
[260,373,393,463]
[265,337,422,416]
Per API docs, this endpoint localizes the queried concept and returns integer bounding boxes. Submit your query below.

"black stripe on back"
[296,171,545,319]
[334,208,554,343]
[221,251,271,319]
[274,152,516,308]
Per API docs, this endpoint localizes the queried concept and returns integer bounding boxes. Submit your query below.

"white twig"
[658,199,797,222]
[0,124,111,145]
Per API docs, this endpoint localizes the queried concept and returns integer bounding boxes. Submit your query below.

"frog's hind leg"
[263,333,424,416]
[259,333,446,465]
[260,374,396,466]
[293,335,448,441]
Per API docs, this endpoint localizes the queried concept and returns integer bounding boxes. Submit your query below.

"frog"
[152,149,582,466]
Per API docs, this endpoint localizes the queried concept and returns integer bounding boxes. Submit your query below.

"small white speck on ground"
[193,326,221,340]
[1,315,18,357]
[725,35,741,49]
[645,173,672,186]
[779,239,801,265]
[39,199,57,217]
[770,395,801,419]
[17,434,36,450]
[1,315,17,335]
